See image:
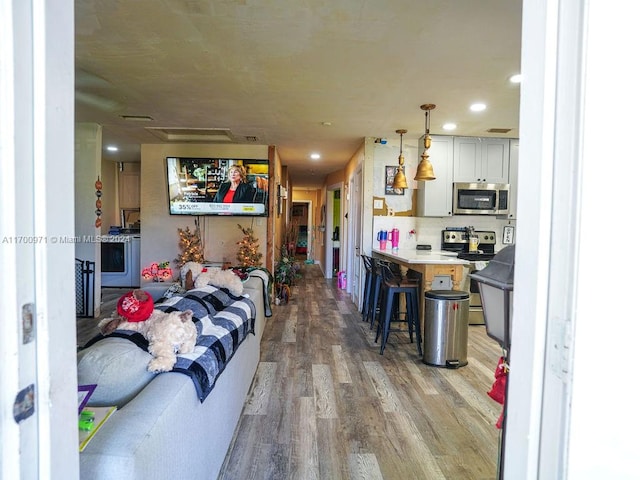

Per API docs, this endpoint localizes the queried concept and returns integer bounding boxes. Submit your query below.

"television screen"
[166,157,269,216]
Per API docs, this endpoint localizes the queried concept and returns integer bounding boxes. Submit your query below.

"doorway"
[291,200,312,262]
[325,184,343,278]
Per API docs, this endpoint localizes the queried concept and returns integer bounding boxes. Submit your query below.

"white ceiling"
[75,0,523,189]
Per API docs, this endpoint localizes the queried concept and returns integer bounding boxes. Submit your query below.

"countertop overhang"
[372,248,470,265]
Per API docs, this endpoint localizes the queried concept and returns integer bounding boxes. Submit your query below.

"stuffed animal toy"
[179,261,244,296]
[194,267,244,296]
[180,261,204,289]
[98,290,198,373]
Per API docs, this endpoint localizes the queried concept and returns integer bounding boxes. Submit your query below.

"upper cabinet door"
[453,137,482,182]
[482,138,510,183]
[119,172,140,209]
[453,137,510,183]
[416,135,454,217]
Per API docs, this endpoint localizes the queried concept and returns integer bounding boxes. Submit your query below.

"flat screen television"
[166,157,269,216]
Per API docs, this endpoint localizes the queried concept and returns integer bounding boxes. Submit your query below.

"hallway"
[220,263,503,479]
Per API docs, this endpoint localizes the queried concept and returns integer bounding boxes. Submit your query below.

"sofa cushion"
[77,338,156,408]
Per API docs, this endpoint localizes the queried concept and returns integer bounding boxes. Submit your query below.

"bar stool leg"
[409,290,423,356]
[368,275,382,330]
[379,289,395,355]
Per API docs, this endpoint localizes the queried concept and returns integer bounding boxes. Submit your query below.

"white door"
[0,2,78,478]
[324,184,341,278]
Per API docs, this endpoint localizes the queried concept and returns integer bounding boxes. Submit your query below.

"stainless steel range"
[441,228,497,325]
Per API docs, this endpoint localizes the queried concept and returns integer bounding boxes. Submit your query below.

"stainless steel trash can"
[423,290,470,368]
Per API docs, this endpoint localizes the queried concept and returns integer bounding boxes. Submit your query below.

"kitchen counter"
[372,248,469,265]
[371,248,469,335]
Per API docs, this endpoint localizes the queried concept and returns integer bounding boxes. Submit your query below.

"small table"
[372,248,469,332]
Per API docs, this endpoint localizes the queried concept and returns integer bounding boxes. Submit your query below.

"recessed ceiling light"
[106,145,118,152]
[442,123,457,131]
[470,103,487,112]
[310,153,321,160]
[509,74,522,84]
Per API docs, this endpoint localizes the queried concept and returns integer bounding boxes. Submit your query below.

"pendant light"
[392,129,408,190]
[414,103,436,181]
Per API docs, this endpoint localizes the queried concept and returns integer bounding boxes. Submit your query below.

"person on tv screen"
[213,165,256,203]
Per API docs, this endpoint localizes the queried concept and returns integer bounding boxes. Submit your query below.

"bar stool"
[375,262,422,356]
[365,258,387,329]
[360,255,374,322]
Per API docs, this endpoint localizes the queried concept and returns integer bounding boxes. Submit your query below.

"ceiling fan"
[75,69,123,112]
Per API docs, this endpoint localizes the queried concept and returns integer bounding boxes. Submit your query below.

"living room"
[3,2,639,479]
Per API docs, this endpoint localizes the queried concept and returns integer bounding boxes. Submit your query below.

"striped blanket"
[92,284,256,402]
[154,284,256,401]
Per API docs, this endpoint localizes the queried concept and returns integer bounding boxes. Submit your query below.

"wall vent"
[121,115,154,122]
[486,128,512,134]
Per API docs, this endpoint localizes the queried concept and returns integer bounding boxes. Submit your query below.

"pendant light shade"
[392,129,408,190]
[414,103,437,181]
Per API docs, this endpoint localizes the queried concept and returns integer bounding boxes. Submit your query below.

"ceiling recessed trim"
[146,127,234,142]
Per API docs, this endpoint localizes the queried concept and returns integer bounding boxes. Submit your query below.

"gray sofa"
[77,275,268,480]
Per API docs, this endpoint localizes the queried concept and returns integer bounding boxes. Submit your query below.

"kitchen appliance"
[453,182,510,215]
[101,234,141,287]
[441,228,496,325]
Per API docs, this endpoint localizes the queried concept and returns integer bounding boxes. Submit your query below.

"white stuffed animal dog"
[180,261,244,296]
[99,290,197,373]
[194,267,244,296]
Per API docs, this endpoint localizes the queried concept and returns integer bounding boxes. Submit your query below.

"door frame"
[324,183,342,278]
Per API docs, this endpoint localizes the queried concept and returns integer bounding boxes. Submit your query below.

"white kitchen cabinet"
[453,137,510,183]
[119,172,140,209]
[506,139,519,219]
[416,135,454,217]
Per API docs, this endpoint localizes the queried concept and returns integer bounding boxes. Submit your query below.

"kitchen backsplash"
[373,215,516,252]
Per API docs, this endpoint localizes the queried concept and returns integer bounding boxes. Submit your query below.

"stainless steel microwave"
[453,182,510,215]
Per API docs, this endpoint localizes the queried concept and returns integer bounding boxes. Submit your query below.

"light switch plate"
[373,199,383,209]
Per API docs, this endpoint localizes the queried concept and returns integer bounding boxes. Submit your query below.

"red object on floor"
[487,356,508,429]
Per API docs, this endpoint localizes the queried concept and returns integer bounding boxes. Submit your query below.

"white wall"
[75,123,103,313]
[140,144,270,284]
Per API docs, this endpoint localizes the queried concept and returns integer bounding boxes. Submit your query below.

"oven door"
[101,239,134,287]
[468,274,485,325]
[460,257,495,325]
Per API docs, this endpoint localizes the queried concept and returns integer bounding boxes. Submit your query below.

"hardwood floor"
[76,287,130,348]
[218,264,504,480]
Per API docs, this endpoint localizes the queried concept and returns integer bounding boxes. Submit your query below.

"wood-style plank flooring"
[76,287,129,348]
[218,264,504,480]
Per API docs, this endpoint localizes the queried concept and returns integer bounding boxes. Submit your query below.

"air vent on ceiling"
[121,115,154,122]
[486,128,512,134]
[145,127,234,142]
[245,136,258,142]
